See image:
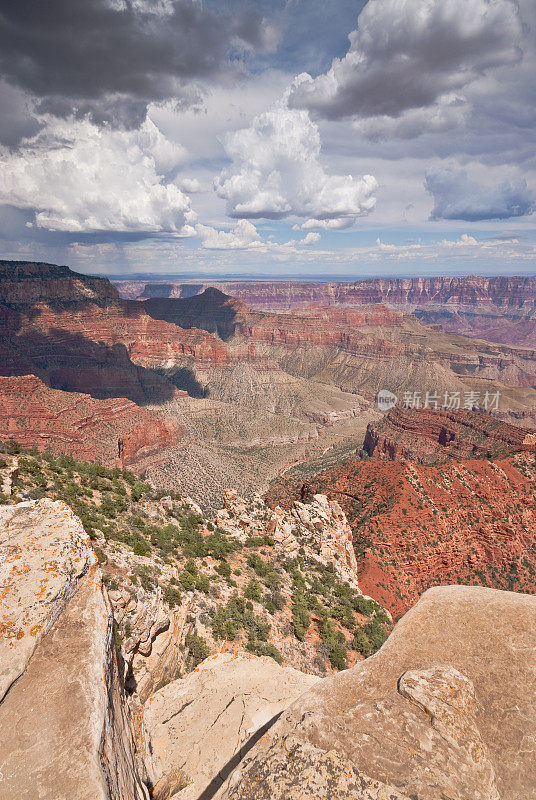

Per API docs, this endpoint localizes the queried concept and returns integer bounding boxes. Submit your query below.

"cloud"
[289,0,521,130]
[215,78,378,229]
[196,219,322,251]
[350,232,535,264]
[298,232,321,245]
[0,116,196,233]
[352,94,469,141]
[425,167,535,220]
[178,177,204,193]
[196,219,263,249]
[0,0,275,130]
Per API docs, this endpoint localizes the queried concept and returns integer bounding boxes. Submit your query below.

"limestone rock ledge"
[0,499,147,800]
[216,585,536,800]
[142,651,320,800]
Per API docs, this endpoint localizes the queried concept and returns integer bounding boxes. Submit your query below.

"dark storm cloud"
[289,0,522,121]
[425,167,535,221]
[0,0,271,128]
[0,81,43,146]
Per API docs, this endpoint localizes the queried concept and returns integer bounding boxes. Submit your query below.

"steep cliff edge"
[1,259,119,304]
[216,585,536,800]
[0,498,147,799]
[142,652,319,800]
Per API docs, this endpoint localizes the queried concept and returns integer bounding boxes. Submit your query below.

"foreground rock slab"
[142,651,320,800]
[0,499,147,800]
[217,585,536,800]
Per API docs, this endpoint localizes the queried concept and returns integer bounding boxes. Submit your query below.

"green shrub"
[163,584,182,608]
[132,539,151,557]
[216,560,231,579]
[243,579,262,602]
[179,570,197,591]
[185,631,210,668]
[320,619,348,671]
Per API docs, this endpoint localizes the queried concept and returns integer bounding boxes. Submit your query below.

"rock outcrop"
[363,406,534,465]
[0,374,178,470]
[141,287,536,421]
[216,585,536,800]
[216,490,359,588]
[0,499,147,799]
[142,651,319,800]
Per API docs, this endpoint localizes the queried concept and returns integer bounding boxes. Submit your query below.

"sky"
[0,0,535,278]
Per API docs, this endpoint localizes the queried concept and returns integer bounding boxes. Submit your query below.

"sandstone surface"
[217,585,536,800]
[0,499,147,799]
[142,651,320,800]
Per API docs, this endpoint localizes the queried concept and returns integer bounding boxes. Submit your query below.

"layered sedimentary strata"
[1,259,119,304]
[216,586,536,800]
[116,275,536,347]
[0,499,147,799]
[0,375,178,469]
[116,274,536,311]
[363,406,533,464]
[141,288,536,418]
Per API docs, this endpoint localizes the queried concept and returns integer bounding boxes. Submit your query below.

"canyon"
[268,449,536,616]
[2,260,536,507]
[116,275,536,348]
[2,262,536,798]
[3,485,536,799]
[363,405,535,464]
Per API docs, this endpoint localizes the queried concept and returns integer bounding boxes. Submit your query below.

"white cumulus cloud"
[215,78,378,230]
[196,220,323,251]
[0,117,195,233]
[196,219,264,250]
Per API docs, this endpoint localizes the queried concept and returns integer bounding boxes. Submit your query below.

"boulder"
[0,499,147,799]
[142,651,320,800]
[216,585,536,800]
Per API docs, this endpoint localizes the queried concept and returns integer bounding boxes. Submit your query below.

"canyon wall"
[116,276,536,347]
[363,406,533,464]
[268,450,536,616]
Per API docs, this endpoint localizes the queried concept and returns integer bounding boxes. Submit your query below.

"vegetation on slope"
[0,439,390,678]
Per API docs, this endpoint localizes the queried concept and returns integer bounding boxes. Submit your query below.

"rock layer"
[0,499,146,799]
[364,406,534,464]
[142,651,319,800]
[217,585,536,800]
[116,276,536,347]
[267,451,536,615]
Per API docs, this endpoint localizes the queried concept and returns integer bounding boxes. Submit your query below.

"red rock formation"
[140,290,536,409]
[116,276,536,347]
[1,260,119,304]
[0,375,178,469]
[364,407,533,464]
[116,275,536,311]
[267,451,536,617]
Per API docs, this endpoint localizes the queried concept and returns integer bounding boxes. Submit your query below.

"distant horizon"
[3,257,536,283]
[108,270,536,282]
